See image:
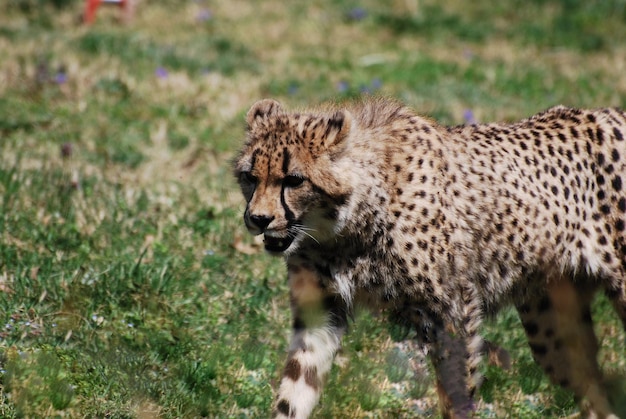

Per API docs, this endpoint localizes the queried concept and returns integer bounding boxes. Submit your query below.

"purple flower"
[197,8,213,22]
[463,109,476,125]
[346,7,367,21]
[336,80,349,93]
[54,72,67,84]
[287,83,299,96]
[371,78,382,90]
[155,67,169,79]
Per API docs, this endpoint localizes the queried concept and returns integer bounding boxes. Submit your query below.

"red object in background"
[84,0,133,24]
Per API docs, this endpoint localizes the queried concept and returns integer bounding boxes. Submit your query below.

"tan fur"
[235,98,626,418]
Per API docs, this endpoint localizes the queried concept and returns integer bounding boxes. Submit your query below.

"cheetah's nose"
[249,214,274,231]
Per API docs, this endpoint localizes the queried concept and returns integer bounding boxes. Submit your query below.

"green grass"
[1,0,625,417]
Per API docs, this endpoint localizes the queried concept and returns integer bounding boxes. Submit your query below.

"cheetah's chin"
[263,235,294,253]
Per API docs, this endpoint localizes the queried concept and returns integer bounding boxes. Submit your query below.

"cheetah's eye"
[240,171,257,185]
[283,175,305,188]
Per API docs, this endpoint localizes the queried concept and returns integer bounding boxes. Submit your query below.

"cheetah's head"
[234,99,353,256]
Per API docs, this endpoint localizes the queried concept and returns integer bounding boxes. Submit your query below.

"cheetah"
[234,97,626,418]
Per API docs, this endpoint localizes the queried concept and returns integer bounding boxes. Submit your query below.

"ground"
[0,0,625,417]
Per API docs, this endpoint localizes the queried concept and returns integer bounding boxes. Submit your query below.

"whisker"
[301,230,320,245]
[291,224,320,245]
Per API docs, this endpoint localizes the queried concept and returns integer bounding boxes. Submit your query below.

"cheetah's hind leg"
[516,274,618,419]
[604,240,626,332]
[601,251,626,416]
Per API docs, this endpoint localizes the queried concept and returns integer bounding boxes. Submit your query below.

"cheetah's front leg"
[273,264,348,419]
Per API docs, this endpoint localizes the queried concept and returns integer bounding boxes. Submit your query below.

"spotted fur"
[234,98,626,418]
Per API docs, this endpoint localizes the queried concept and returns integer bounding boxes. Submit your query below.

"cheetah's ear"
[322,110,352,150]
[246,99,283,128]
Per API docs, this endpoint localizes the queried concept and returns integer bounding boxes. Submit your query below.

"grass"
[1,0,625,417]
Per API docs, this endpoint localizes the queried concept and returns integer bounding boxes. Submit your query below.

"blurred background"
[1,0,625,417]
